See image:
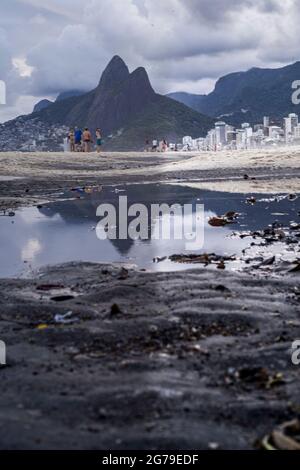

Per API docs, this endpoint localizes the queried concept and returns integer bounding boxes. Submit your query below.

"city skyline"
[182,112,300,151]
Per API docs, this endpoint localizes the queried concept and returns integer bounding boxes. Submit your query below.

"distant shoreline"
[0,147,300,212]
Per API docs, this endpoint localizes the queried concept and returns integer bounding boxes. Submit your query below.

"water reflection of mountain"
[38,184,297,255]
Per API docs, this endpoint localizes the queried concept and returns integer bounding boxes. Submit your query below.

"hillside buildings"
[182,113,300,151]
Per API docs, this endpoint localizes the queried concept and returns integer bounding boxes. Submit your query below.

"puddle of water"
[0,183,299,278]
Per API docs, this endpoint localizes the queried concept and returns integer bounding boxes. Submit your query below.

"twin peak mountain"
[33,56,214,150]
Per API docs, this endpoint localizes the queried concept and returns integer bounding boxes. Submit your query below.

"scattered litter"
[224,211,238,220]
[114,188,126,194]
[208,211,239,227]
[71,185,102,194]
[36,284,65,291]
[110,304,122,316]
[259,256,276,267]
[217,261,226,270]
[169,253,235,265]
[261,419,300,450]
[208,217,228,227]
[226,366,285,389]
[214,284,231,293]
[153,256,167,263]
[36,324,48,330]
[289,262,300,273]
[84,185,102,194]
[54,311,79,324]
[118,267,129,280]
[246,196,256,205]
[51,295,74,302]
[71,187,85,193]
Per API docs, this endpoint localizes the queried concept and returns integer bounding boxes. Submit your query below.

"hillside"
[20,56,214,151]
[168,61,300,125]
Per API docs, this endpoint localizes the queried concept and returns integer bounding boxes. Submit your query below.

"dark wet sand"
[0,263,299,449]
[0,151,299,449]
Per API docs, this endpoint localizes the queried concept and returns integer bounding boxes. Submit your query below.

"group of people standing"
[68,127,102,153]
[145,139,168,152]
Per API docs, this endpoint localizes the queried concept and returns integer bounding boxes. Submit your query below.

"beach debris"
[226,366,285,389]
[71,186,85,193]
[233,222,300,245]
[261,419,300,450]
[224,211,238,220]
[214,284,231,293]
[217,261,226,270]
[110,303,122,316]
[246,196,256,205]
[84,185,102,194]
[54,311,79,324]
[153,256,167,263]
[208,217,228,227]
[169,253,235,265]
[185,344,210,355]
[114,188,126,194]
[36,284,65,291]
[118,267,129,280]
[289,262,300,273]
[36,324,48,330]
[208,211,239,227]
[70,185,102,194]
[259,256,276,266]
[51,295,74,302]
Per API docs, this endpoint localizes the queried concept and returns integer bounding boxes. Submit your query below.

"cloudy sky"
[0,0,300,122]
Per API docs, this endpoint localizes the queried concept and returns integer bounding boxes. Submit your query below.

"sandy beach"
[1,146,300,176]
[0,148,299,450]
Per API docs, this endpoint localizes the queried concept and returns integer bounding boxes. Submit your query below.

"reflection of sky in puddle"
[0,183,298,277]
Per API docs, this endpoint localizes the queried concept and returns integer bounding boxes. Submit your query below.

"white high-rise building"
[294,124,300,140]
[236,129,246,149]
[284,113,298,142]
[289,113,298,130]
[182,136,193,148]
[206,129,216,150]
[269,126,282,140]
[284,117,292,142]
[215,121,226,147]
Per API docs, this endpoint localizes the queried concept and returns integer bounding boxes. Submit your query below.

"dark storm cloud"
[0,0,299,121]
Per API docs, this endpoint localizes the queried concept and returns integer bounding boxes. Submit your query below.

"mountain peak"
[98,55,130,90]
[130,67,154,92]
[33,99,52,113]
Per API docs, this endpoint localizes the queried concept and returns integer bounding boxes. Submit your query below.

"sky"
[0,0,300,122]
